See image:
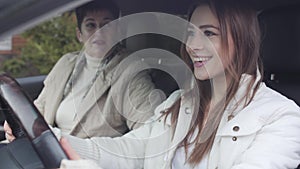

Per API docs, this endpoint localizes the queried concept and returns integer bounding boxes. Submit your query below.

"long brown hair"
[164,0,263,165]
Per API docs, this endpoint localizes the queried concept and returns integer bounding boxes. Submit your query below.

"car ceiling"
[1,0,300,38]
[114,0,300,15]
[0,0,91,39]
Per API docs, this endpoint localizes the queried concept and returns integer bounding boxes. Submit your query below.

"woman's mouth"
[193,57,212,68]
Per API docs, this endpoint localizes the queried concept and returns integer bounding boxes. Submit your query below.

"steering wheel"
[0,73,68,168]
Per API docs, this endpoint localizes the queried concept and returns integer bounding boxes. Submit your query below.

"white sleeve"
[63,120,155,169]
[60,159,103,169]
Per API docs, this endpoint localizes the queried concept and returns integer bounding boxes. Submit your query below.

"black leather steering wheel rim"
[0,73,68,168]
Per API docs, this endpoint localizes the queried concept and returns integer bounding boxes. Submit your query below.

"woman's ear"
[76,27,83,43]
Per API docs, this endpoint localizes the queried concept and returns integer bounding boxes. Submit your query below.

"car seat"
[259,4,300,106]
[124,14,180,97]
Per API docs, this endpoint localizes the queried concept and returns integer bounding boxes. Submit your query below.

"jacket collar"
[44,52,77,125]
[225,70,262,114]
[69,51,128,132]
[208,70,262,168]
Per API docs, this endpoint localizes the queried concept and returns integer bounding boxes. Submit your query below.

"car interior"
[259,4,300,106]
[0,0,300,168]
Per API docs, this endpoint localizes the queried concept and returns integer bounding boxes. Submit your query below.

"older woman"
[4,0,164,140]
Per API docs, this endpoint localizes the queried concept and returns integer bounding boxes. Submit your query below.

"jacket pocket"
[215,118,264,168]
[217,117,264,137]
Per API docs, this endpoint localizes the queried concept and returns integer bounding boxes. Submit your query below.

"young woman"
[60,0,300,168]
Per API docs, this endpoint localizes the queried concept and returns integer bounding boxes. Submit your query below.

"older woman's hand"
[3,121,16,142]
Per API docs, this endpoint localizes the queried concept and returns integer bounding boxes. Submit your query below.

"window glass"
[0,12,81,78]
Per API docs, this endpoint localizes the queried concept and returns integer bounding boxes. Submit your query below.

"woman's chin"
[194,73,209,81]
[194,69,210,81]
[85,50,108,58]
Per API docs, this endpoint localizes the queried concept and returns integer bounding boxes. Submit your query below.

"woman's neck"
[85,52,102,69]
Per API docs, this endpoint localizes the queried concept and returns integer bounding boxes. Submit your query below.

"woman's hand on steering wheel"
[3,121,16,142]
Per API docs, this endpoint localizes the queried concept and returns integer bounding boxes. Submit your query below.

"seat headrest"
[259,5,300,74]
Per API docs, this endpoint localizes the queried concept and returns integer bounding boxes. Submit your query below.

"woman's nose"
[93,27,106,37]
[187,35,205,51]
[95,25,111,37]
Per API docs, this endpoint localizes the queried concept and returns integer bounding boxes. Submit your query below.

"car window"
[0,12,81,78]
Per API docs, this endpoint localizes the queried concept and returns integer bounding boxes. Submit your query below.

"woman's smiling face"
[186,5,234,81]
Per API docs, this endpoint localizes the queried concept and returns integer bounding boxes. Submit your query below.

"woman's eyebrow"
[187,24,219,30]
[102,17,113,21]
[84,17,113,22]
[199,24,220,30]
[84,18,95,22]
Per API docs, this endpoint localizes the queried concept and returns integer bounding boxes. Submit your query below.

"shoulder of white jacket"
[254,83,300,111]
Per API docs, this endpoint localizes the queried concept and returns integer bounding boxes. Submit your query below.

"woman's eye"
[86,23,96,29]
[203,30,217,37]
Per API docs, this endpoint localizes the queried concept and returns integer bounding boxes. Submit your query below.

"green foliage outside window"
[2,12,82,78]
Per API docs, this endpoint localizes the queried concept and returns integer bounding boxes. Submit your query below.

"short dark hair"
[75,0,120,31]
